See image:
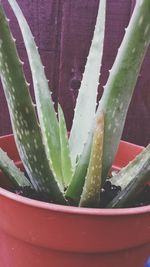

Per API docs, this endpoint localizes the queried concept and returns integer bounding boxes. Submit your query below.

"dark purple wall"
[0,0,150,147]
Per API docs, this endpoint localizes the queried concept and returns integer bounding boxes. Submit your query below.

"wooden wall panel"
[58,0,132,129]
[122,45,150,146]
[58,0,100,129]
[0,0,150,147]
[0,0,60,134]
[122,0,150,146]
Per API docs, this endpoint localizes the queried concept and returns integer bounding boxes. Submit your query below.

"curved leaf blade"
[65,130,93,205]
[0,148,32,188]
[108,144,150,208]
[79,109,104,208]
[69,0,106,169]
[8,0,63,187]
[0,5,66,204]
[58,104,73,186]
[100,0,150,183]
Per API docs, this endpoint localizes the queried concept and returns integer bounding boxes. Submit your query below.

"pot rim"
[0,186,150,216]
[1,134,149,216]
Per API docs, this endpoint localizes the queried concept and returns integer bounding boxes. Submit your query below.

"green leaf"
[0,4,67,205]
[99,0,150,183]
[69,0,106,170]
[58,104,73,186]
[79,108,104,208]
[107,144,150,208]
[8,0,63,188]
[0,148,33,188]
[65,130,93,205]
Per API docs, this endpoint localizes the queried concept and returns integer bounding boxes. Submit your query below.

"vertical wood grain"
[58,0,100,130]
[0,0,60,134]
[122,0,150,146]
[0,0,150,147]
[58,0,132,130]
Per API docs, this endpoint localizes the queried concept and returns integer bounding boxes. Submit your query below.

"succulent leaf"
[69,0,106,169]
[8,0,63,188]
[79,108,104,208]
[0,148,33,188]
[99,0,150,183]
[65,130,93,205]
[107,144,150,208]
[1,0,150,208]
[58,104,73,186]
[0,5,67,205]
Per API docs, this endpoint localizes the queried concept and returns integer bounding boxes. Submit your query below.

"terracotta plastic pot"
[0,134,150,267]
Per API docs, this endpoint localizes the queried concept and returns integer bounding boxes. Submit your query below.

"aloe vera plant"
[0,0,150,208]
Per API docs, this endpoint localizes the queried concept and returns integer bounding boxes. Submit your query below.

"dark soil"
[100,180,150,208]
[15,186,53,203]
[14,181,150,208]
[99,180,121,208]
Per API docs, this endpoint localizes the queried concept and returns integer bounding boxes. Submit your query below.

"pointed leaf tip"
[69,0,106,169]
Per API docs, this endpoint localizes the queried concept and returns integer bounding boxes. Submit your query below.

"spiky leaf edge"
[8,0,64,188]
